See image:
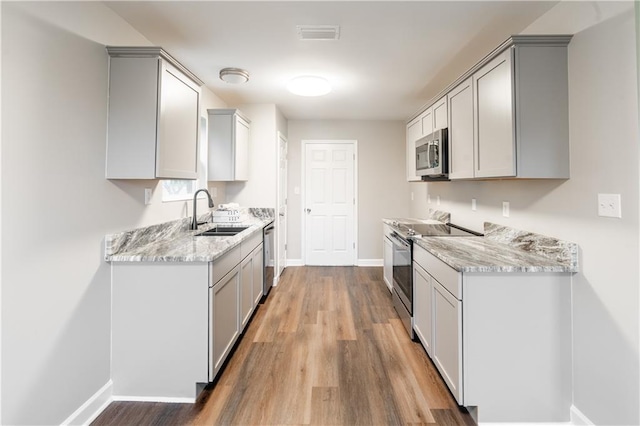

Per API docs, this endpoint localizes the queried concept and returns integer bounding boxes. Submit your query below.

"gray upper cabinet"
[473,49,516,178]
[208,109,251,181]
[106,47,202,180]
[473,38,571,179]
[410,35,572,181]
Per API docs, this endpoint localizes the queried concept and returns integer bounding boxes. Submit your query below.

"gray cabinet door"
[432,280,463,405]
[448,78,475,179]
[252,245,264,306]
[432,96,448,131]
[156,61,199,179]
[413,262,433,356]
[240,254,253,330]
[210,266,240,381]
[473,49,516,178]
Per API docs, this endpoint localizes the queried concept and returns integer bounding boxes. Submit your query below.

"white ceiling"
[104,1,558,121]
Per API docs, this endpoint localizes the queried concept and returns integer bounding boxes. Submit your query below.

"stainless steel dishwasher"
[261,221,275,301]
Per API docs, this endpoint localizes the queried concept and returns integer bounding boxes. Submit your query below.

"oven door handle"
[389,232,411,249]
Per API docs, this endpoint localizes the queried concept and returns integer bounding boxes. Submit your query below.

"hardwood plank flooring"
[92,266,474,425]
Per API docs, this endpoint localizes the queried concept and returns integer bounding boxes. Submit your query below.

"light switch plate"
[598,193,622,218]
[471,198,477,211]
[436,196,441,206]
[427,194,431,204]
[209,187,218,198]
[144,188,152,205]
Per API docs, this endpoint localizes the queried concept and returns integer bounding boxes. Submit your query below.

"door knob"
[279,212,285,217]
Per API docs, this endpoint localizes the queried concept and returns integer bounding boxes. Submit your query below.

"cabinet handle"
[306,208,311,214]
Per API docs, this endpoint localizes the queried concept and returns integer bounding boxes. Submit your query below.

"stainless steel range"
[385,220,482,338]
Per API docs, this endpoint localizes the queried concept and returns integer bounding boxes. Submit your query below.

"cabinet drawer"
[211,244,241,285]
[416,247,461,299]
[241,230,262,259]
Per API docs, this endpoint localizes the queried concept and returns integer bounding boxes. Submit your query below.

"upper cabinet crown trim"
[407,34,573,123]
[207,108,251,124]
[106,46,204,87]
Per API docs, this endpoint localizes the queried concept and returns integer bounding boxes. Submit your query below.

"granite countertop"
[413,236,577,273]
[105,208,274,263]
[385,214,579,274]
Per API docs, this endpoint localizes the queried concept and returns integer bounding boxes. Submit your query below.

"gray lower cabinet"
[112,262,209,400]
[209,264,241,381]
[111,229,266,400]
[412,244,572,423]
[106,47,203,180]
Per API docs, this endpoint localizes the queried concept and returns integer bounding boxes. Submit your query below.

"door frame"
[276,131,287,282]
[301,140,358,266]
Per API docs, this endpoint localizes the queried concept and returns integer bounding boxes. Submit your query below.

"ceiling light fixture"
[219,67,249,84]
[287,76,331,97]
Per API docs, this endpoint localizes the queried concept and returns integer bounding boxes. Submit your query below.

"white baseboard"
[570,405,594,425]
[480,423,570,426]
[61,380,113,426]
[111,395,195,404]
[357,259,383,267]
[286,259,383,267]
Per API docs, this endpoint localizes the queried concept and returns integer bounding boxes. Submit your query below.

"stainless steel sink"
[196,226,249,237]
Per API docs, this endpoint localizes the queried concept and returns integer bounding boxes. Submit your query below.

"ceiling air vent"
[297,25,340,41]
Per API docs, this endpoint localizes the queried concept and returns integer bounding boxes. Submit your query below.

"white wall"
[410,3,639,424]
[0,3,227,424]
[225,104,285,208]
[287,120,409,264]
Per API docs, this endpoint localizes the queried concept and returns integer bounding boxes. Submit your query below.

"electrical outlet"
[502,201,510,217]
[427,194,431,204]
[598,193,622,218]
[209,187,218,198]
[144,188,152,205]
[411,191,414,201]
[471,198,477,211]
[436,196,441,206]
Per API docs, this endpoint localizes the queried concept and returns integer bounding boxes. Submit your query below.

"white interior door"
[304,141,356,266]
[276,132,287,280]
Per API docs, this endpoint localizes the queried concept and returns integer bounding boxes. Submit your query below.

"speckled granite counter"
[413,222,578,273]
[105,208,274,263]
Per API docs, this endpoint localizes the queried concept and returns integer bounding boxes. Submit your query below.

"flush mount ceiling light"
[287,76,331,97]
[219,67,249,84]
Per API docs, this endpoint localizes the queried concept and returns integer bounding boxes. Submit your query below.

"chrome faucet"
[191,189,215,230]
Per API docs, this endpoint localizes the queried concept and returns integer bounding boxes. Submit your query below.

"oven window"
[392,243,412,303]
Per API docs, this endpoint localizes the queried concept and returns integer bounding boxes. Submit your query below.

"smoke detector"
[297,25,340,41]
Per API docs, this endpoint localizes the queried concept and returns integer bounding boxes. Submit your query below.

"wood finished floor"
[92,266,475,426]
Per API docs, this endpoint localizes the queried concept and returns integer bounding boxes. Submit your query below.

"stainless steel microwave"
[416,128,448,180]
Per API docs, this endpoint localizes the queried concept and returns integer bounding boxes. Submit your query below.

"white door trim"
[276,131,288,281]
[301,140,358,266]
